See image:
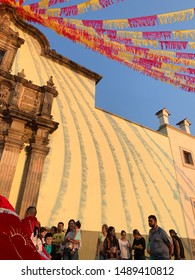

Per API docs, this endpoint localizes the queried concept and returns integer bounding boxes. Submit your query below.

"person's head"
[107,226,116,238]
[75,220,81,229]
[101,224,108,234]
[40,227,47,238]
[121,230,127,240]
[33,226,39,237]
[44,232,53,245]
[66,219,75,235]
[57,222,64,233]
[68,219,75,227]
[50,226,57,235]
[133,229,141,238]
[25,206,37,218]
[169,229,177,237]
[148,215,157,229]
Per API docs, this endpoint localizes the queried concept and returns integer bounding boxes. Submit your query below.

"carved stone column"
[0,123,25,198]
[17,141,50,218]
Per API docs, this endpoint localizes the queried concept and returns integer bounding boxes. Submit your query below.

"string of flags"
[1,0,195,92]
[24,0,125,16]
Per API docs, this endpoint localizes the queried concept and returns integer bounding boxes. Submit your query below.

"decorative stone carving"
[0,66,59,203]
[0,80,12,102]
[0,15,24,72]
[18,69,26,79]
[0,15,18,38]
[46,76,55,88]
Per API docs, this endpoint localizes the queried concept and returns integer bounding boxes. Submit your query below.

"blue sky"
[30,0,195,134]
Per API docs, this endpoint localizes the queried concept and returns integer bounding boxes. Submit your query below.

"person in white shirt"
[118,230,132,260]
[96,224,108,260]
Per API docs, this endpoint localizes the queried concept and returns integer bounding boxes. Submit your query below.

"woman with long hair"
[132,229,146,260]
[62,219,81,260]
[102,226,120,260]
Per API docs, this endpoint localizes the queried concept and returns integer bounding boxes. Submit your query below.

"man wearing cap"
[169,229,185,260]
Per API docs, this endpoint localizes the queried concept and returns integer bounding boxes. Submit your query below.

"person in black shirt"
[169,229,185,260]
[132,229,146,260]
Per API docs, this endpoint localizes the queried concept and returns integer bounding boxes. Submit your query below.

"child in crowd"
[43,232,56,259]
[40,226,47,244]
[31,226,50,260]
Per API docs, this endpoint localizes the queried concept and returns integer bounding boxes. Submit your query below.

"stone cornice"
[0,4,102,84]
[8,108,59,133]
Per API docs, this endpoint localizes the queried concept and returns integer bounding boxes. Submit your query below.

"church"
[0,4,195,259]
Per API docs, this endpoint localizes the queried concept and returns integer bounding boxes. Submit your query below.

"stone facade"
[0,12,58,217]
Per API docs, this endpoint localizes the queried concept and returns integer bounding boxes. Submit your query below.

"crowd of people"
[21,209,187,261]
[0,195,186,260]
[95,215,185,260]
[23,209,82,260]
